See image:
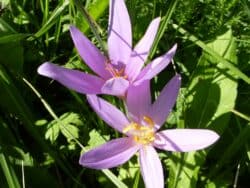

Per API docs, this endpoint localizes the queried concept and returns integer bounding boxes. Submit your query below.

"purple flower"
[37,0,176,97]
[79,75,219,188]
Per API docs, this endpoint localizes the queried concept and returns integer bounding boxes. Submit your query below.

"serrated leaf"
[118,161,139,182]
[8,147,34,166]
[87,129,110,149]
[45,123,60,143]
[60,124,79,142]
[45,112,84,143]
[59,112,84,127]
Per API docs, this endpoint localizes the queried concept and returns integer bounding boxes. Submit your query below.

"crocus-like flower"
[37,0,177,97]
[79,75,219,188]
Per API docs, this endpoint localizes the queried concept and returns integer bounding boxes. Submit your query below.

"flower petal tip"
[209,130,220,143]
[37,62,52,76]
[69,25,77,33]
[175,74,181,81]
[173,43,178,49]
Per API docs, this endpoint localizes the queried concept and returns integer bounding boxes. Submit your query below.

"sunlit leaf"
[167,29,238,188]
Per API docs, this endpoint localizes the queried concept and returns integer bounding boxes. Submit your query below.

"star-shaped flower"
[37,0,176,97]
[79,75,219,188]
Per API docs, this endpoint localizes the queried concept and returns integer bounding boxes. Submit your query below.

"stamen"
[123,117,155,145]
[143,116,154,127]
[122,122,138,133]
[105,60,128,79]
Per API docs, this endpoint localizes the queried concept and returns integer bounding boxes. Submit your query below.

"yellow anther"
[143,116,154,127]
[122,123,138,133]
[123,117,156,145]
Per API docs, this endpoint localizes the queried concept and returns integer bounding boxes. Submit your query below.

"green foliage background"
[0,0,249,187]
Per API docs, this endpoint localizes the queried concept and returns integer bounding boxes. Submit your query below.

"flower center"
[123,116,155,145]
[105,60,127,79]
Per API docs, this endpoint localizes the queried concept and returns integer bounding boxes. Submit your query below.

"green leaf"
[75,0,109,33]
[74,0,108,55]
[172,24,250,84]
[118,161,139,184]
[35,119,48,126]
[167,151,205,188]
[0,33,29,44]
[87,129,110,149]
[45,112,84,143]
[167,29,238,187]
[45,123,60,144]
[8,147,34,167]
[60,124,79,142]
[0,42,24,73]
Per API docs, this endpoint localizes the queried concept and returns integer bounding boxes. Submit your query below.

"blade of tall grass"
[33,0,69,39]
[0,18,16,33]
[172,23,250,84]
[0,151,21,188]
[148,0,179,60]
[22,78,128,188]
[132,170,140,188]
[0,33,30,43]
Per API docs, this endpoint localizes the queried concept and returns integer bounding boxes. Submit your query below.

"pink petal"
[125,17,161,81]
[69,26,111,79]
[37,62,105,94]
[134,44,177,85]
[149,75,181,129]
[126,80,151,121]
[108,0,132,64]
[139,146,164,188]
[154,129,219,152]
[101,77,129,96]
[80,137,139,169]
[87,95,130,133]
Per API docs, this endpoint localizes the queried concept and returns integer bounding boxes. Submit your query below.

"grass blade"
[0,152,21,188]
[148,0,179,60]
[33,0,70,38]
[0,34,30,43]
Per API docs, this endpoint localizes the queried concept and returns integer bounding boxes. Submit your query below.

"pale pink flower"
[80,75,219,188]
[37,0,176,96]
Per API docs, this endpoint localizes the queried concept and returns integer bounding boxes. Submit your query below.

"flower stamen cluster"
[105,61,127,78]
[123,116,155,145]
